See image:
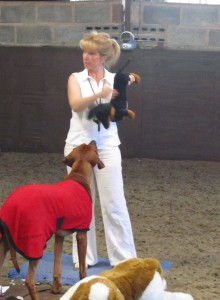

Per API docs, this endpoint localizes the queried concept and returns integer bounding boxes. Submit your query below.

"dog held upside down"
[0,141,104,300]
[60,258,194,300]
[88,72,141,129]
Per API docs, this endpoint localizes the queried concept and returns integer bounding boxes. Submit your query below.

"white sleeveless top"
[65,69,121,149]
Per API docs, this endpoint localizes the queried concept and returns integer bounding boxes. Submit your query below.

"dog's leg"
[52,234,64,294]
[0,234,9,271]
[127,109,135,119]
[76,231,87,279]
[25,259,40,300]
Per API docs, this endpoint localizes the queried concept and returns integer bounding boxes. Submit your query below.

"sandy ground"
[0,151,219,299]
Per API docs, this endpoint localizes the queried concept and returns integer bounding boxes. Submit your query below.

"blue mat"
[8,253,173,285]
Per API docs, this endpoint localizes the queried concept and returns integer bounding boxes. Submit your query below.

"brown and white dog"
[60,258,194,300]
[0,141,104,300]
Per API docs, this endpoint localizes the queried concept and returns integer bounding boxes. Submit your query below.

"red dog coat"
[0,180,92,259]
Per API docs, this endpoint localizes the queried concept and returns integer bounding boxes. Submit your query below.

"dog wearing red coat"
[0,141,104,300]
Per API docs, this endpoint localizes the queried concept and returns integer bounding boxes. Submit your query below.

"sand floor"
[0,152,219,299]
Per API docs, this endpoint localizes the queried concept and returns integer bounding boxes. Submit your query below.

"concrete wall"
[0,1,123,46]
[1,1,220,51]
[130,1,220,51]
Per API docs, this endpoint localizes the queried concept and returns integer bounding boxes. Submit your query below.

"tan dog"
[60,258,194,300]
[0,141,104,300]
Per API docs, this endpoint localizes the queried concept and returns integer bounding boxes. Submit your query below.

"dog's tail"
[6,231,20,273]
[9,245,20,273]
[0,228,20,273]
[88,103,113,129]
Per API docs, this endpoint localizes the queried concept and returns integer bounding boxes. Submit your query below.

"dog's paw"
[74,262,88,269]
[51,278,63,294]
[130,73,141,84]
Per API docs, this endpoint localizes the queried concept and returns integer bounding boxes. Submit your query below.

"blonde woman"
[64,31,137,268]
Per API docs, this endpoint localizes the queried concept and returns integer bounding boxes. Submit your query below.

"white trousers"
[64,144,137,267]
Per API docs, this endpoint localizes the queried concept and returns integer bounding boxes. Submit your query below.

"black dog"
[88,72,141,129]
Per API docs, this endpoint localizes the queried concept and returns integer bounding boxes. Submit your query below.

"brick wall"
[130,1,220,51]
[1,1,220,51]
[0,1,123,47]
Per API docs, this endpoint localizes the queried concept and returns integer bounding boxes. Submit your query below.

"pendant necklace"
[88,77,105,131]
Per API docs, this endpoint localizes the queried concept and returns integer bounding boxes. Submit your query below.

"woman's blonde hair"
[79,31,121,68]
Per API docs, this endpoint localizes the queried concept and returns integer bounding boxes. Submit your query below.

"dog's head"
[63,141,105,169]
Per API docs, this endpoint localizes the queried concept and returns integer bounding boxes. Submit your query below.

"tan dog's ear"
[63,144,86,167]
[96,158,105,169]
[89,140,105,169]
[89,140,97,147]
[62,156,74,167]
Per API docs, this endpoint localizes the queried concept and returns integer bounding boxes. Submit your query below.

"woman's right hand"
[100,86,113,99]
